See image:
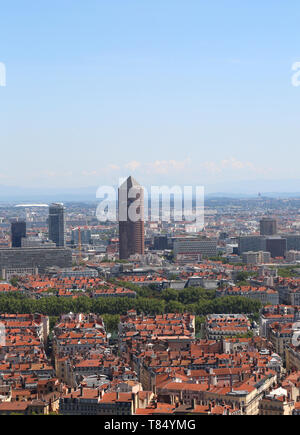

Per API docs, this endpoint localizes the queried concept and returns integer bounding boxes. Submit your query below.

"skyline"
[2,176,300,201]
[1,1,300,191]
[2,2,300,420]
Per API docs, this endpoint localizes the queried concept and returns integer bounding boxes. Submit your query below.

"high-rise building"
[260,217,277,236]
[153,235,169,250]
[118,176,144,260]
[284,234,300,251]
[238,234,287,259]
[238,236,266,254]
[265,237,287,258]
[48,203,65,247]
[11,220,26,248]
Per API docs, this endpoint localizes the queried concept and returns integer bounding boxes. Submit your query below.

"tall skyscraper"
[48,203,65,247]
[260,217,277,236]
[118,176,145,260]
[11,220,26,248]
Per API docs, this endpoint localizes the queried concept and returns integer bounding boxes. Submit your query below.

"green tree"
[161,289,179,302]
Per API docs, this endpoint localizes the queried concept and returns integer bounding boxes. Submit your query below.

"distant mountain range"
[0,185,98,203]
[1,180,300,202]
[205,192,300,199]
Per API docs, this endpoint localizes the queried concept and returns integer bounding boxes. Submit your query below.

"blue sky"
[1,0,300,193]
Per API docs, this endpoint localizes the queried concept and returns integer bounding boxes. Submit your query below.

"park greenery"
[1,276,263,335]
[0,282,262,334]
[235,271,252,283]
[277,266,300,278]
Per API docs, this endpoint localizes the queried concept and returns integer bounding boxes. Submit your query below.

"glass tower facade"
[11,221,26,248]
[48,203,66,247]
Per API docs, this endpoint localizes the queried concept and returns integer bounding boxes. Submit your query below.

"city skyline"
[2,1,300,420]
[3,177,300,202]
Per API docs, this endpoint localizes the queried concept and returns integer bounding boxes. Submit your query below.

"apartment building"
[205,314,251,340]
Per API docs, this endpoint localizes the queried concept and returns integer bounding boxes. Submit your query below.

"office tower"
[48,203,65,247]
[173,237,217,260]
[0,247,72,274]
[238,236,266,255]
[284,234,300,251]
[118,176,144,260]
[11,220,26,248]
[260,217,277,236]
[265,237,287,258]
[154,235,169,250]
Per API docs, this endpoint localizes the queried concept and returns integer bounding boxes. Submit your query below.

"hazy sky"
[1,0,300,193]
